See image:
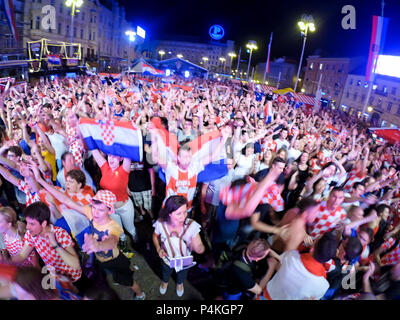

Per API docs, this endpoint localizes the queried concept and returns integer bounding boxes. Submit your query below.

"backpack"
[214,243,250,290]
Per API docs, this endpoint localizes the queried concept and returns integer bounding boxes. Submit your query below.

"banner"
[365,15,389,81]
[47,54,61,67]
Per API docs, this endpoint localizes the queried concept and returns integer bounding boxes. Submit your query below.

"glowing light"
[125,30,136,42]
[228,52,237,58]
[177,54,183,58]
[367,106,373,113]
[165,69,171,76]
[136,26,146,39]
[375,55,400,79]
[184,71,190,78]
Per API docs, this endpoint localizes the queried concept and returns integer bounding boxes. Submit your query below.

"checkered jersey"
[307,201,347,240]
[304,134,317,146]
[219,179,284,211]
[2,232,36,266]
[65,124,78,146]
[219,180,258,207]
[17,180,40,207]
[165,161,204,210]
[261,140,277,153]
[23,225,81,282]
[310,158,322,175]
[261,184,284,212]
[381,237,400,266]
[324,259,336,273]
[343,168,365,192]
[69,139,85,168]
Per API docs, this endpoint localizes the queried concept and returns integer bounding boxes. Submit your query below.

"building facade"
[21,0,133,72]
[255,57,297,89]
[302,56,363,106]
[0,0,28,81]
[340,73,400,128]
[147,38,235,74]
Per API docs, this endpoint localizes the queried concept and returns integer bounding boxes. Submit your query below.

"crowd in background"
[0,73,399,300]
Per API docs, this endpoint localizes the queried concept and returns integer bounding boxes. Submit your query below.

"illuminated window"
[319,63,323,70]
[310,62,314,70]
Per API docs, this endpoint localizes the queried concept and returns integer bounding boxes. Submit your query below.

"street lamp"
[294,14,316,92]
[228,52,236,73]
[177,54,183,58]
[219,57,226,73]
[158,50,165,60]
[65,0,84,57]
[246,40,257,81]
[125,30,136,69]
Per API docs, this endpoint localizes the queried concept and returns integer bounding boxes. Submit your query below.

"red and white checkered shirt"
[324,259,336,273]
[261,140,277,153]
[381,237,400,266]
[69,139,85,168]
[261,183,285,212]
[220,179,284,211]
[23,225,82,282]
[343,168,365,192]
[310,158,322,175]
[2,232,36,266]
[307,201,347,240]
[17,180,41,207]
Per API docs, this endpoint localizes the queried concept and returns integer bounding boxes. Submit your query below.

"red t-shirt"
[100,162,129,202]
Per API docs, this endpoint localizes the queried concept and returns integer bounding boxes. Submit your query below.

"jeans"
[160,260,189,285]
[110,198,136,241]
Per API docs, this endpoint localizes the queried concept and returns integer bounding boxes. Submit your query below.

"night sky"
[119,0,400,65]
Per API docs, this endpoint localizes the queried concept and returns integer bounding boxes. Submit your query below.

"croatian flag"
[142,64,164,77]
[47,55,61,66]
[151,118,228,183]
[79,118,143,161]
[3,0,18,40]
[365,15,389,81]
[326,123,340,135]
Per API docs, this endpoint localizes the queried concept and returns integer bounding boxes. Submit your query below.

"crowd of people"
[0,72,399,300]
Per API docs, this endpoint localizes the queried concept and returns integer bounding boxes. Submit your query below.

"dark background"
[119,0,400,63]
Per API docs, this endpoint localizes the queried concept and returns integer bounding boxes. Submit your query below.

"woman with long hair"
[152,195,205,297]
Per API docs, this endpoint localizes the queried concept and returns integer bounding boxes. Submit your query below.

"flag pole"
[263,32,273,84]
[236,47,242,77]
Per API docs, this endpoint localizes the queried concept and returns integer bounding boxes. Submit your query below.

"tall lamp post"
[158,50,165,60]
[246,40,257,81]
[125,30,136,70]
[294,14,316,92]
[228,52,237,74]
[219,57,226,73]
[65,0,84,58]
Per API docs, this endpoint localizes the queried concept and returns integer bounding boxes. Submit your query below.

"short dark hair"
[376,204,390,216]
[330,187,344,194]
[321,161,337,171]
[313,231,338,263]
[158,195,187,222]
[353,182,365,190]
[247,238,270,258]
[7,146,23,157]
[66,169,86,189]
[61,151,73,163]
[344,236,363,262]
[178,144,191,154]
[23,202,50,224]
[297,197,319,213]
[272,157,286,166]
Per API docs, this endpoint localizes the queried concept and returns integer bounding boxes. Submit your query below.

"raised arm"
[91,149,107,168]
[0,164,22,187]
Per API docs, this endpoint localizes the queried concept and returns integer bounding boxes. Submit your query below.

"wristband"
[52,244,60,250]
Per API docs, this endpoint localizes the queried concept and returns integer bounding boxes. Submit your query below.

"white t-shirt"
[287,148,301,162]
[267,250,329,300]
[234,154,255,179]
[275,138,290,151]
[46,132,68,161]
[153,219,201,259]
